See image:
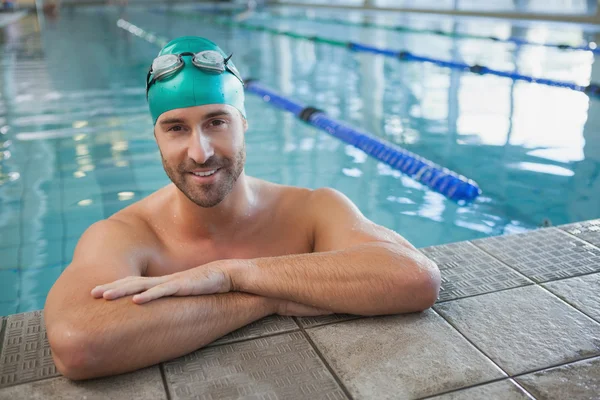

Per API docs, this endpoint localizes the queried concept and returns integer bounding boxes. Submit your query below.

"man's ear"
[242,115,248,132]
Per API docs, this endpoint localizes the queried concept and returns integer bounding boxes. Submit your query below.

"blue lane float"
[245,80,481,202]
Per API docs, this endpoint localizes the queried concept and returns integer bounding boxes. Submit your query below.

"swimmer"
[44,36,440,381]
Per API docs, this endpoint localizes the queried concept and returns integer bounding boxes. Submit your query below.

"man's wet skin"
[43,36,440,381]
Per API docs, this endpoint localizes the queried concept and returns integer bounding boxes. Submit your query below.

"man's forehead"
[158,104,237,123]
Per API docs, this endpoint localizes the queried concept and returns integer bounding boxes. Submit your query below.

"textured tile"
[560,219,600,247]
[295,314,361,328]
[209,315,299,347]
[420,241,533,302]
[0,311,59,388]
[163,332,347,400]
[543,273,600,323]
[434,285,600,375]
[515,356,600,400]
[307,311,505,399]
[0,366,167,400]
[426,380,532,400]
[472,228,600,283]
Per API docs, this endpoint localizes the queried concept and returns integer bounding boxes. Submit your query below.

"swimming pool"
[1,4,599,316]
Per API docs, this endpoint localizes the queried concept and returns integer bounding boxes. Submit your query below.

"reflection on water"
[0,7,599,314]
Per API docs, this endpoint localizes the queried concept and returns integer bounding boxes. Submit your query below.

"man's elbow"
[47,324,101,381]
[413,257,441,311]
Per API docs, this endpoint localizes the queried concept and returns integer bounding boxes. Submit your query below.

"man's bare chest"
[144,227,312,277]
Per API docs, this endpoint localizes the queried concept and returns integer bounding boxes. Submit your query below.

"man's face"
[154,104,247,208]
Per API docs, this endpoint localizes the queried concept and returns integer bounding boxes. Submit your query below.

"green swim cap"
[147,36,246,125]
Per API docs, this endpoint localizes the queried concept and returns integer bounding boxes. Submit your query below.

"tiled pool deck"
[0,219,599,399]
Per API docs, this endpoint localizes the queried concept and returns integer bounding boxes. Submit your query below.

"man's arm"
[230,188,441,315]
[44,220,274,381]
[97,189,441,315]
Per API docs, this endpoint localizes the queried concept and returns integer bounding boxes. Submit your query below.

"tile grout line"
[0,316,6,358]
[205,327,301,348]
[467,229,600,325]
[158,363,172,400]
[415,377,537,400]
[295,321,355,400]
[556,225,600,250]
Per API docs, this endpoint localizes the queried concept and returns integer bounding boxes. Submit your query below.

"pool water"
[1,4,599,316]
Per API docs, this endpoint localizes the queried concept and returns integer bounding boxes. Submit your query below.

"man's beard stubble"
[161,144,246,208]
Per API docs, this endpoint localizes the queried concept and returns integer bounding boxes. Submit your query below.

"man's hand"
[90,262,233,304]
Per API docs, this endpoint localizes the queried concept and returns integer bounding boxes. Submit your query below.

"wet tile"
[20,241,62,270]
[0,247,18,270]
[420,241,533,302]
[0,270,18,302]
[560,219,600,248]
[307,311,505,399]
[295,314,361,328]
[434,285,600,375]
[515,356,600,400]
[163,332,347,400]
[472,228,600,283]
[0,366,166,399]
[426,379,533,400]
[0,311,59,388]
[209,315,299,347]
[543,273,600,323]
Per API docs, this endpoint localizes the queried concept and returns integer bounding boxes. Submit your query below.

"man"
[44,36,441,381]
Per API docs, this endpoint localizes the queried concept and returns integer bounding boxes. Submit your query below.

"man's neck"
[170,172,256,240]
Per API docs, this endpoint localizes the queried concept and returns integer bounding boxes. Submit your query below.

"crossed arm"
[45,188,440,380]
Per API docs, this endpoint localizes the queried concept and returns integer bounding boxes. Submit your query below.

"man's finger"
[93,277,166,300]
[132,283,180,304]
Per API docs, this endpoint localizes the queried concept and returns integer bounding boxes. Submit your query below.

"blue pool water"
[1,4,600,316]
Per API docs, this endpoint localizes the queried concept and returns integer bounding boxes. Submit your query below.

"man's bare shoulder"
[107,185,172,237]
[249,177,314,209]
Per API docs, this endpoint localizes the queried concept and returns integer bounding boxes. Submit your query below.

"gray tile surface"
[307,311,505,399]
[420,241,533,302]
[0,311,59,388]
[560,219,600,247]
[163,331,347,400]
[515,356,600,400]
[425,380,533,400]
[434,285,600,375]
[0,366,166,400]
[472,228,600,283]
[209,315,299,347]
[543,273,600,323]
[295,314,361,328]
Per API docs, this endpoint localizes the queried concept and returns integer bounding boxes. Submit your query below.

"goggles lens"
[146,51,243,97]
[192,51,226,73]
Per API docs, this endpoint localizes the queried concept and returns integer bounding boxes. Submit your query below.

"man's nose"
[187,130,214,164]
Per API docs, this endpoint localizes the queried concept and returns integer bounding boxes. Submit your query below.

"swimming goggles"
[145,50,244,97]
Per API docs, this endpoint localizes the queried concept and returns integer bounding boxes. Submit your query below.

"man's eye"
[210,120,226,127]
[168,126,184,132]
